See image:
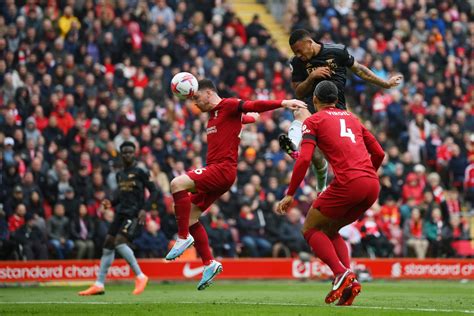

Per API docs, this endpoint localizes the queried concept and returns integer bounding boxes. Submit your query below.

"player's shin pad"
[288,120,303,148]
[312,161,328,193]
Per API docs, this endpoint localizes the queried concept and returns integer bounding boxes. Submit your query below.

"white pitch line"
[1,301,473,314]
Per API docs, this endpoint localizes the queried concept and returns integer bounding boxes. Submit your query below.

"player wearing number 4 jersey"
[280,29,402,195]
[278,81,385,306]
[166,79,306,290]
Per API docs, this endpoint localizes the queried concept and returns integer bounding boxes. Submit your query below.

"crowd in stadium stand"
[0,0,472,261]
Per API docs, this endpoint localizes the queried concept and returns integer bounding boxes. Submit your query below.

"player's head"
[120,141,136,166]
[289,29,314,62]
[191,79,218,112]
[313,80,338,110]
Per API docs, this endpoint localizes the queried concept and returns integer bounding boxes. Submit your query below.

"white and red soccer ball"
[170,72,198,99]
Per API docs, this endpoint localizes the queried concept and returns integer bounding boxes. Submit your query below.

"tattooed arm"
[350,61,403,89]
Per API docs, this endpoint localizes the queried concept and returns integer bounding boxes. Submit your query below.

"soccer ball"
[170,72,198,99]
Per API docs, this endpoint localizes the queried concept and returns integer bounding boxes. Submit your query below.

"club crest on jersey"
[326,58,337,71]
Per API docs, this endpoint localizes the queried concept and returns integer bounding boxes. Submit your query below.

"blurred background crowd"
[0,0,473,261]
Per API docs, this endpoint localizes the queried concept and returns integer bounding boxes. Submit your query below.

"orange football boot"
[78,284,105,296]
[132,275,149,295]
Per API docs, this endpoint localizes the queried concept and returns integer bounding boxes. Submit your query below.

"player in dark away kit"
[278,81,385,306]
[79,141,158,296]
[165,79,306,290]
[280,29,402,194]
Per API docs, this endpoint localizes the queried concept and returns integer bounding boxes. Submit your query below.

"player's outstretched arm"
[240,99,306,113]
[277,141,315,214]
[350,61,403,89]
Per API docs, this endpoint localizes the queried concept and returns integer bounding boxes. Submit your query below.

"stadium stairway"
[229,0,290,55]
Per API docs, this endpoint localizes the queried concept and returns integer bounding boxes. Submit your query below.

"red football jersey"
[301,108,379,185]
[205,98,243,166]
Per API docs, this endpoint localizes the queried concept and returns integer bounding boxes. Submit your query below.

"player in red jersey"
[277,81,385,305]
[165,79,306,290]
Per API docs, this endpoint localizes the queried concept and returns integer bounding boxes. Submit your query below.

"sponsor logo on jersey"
[206,126,217,134]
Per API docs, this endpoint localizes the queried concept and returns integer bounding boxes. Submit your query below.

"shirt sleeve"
[242,114,256,124]
[301,117,318,146]
[287,141,316,196]
[239,100,282,113]
[340,46,355,68]
[290,57,307,83]
[140,169,158,211]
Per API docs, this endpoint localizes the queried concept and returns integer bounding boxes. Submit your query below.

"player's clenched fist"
[276,195,294,215]
[281,99,307,110]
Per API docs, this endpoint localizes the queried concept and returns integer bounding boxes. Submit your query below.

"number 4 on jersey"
[340,119,355,143]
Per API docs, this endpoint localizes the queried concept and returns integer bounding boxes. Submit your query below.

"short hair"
[313,81,338,104]
[120,141,136,152]
[289,29,311,46]
[197,79,217,92]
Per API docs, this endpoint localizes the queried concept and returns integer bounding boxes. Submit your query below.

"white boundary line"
[1,301,473,314]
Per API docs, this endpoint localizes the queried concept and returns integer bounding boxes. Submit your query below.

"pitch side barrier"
[1,258,474,283]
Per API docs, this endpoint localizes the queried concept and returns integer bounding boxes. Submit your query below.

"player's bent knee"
[171,175,194,193]
[170,177,184,193]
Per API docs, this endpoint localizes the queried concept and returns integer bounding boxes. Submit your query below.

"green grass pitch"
[0,280,473,315]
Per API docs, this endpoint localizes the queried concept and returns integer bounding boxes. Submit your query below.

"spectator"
[277,208,309,256]
[403,208,429,259]
[424,208,453,258]
[0,208,18,260]
[4,185,26,217]
[448,145,468,191]
[47,203,74,259]
[206,213,236,258]
[58,6,80,38]
[13,212,48,260]
[402,173,425,205]
[8,203,27,233]
[134,220,168,258]
[237,203,272,257]
[70,204,95,259]
[408,113,431,164]
[358,210,393,258]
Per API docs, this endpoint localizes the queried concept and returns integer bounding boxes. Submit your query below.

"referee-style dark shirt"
[290,42,355,112]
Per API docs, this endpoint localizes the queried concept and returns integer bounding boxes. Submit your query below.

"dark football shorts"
[108,213,141,239]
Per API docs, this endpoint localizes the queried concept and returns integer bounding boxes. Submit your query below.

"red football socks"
[189,222,213,265]
[330,233,351,269]
[304,228,347,276]
[173,190,191,238]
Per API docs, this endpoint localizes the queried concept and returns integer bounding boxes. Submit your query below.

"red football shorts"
[312,176,380,222]
[187,163,237,212]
